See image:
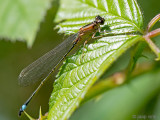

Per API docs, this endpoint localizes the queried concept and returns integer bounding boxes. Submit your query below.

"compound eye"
[95,15,105,25]
[100,21,104,25]
[101,18,105,25]
[95,16,98,21]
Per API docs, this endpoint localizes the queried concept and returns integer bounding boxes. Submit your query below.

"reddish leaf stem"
[144,13,160,60]
[143,28,160,60]
[147,14,160,32]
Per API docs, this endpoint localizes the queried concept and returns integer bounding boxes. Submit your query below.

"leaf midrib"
[51,36,133,113]
[59,35,138,76]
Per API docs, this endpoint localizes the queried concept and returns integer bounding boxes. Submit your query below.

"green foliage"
[55,0,143,35]
[1,0,160,120]
[0,0,51,47]
[48,35,142,120]
[48,0,144,119]
[70,68,160,120]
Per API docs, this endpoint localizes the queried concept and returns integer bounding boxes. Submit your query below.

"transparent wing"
[18,33,78,86]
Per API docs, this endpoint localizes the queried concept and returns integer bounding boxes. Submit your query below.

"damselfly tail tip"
[18,109,23,116]
[18,104,26,116]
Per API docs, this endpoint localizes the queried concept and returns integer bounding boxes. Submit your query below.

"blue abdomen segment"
[19,104,27,116]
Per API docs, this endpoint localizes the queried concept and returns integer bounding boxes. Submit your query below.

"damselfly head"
[95,15,105,25]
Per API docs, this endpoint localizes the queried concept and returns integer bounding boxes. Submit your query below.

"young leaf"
[55,0,143,35]
[0,0,51,47]
[48,0,144,119]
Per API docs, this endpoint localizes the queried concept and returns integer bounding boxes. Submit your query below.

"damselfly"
[18,15,105,116]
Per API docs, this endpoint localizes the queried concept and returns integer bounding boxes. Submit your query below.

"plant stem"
[146,28,160,38]
[143,29,160,60]
[147,14,160,32]
[81,63,153,104]
[145,37,160,60]
[125,42,146,79]
[81,72,126,104]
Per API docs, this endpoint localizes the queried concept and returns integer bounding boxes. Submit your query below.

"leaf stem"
[144,13,160,60]
[145,28,160,38]
[81,63,153,104]
[125,42,146,79]
[144,36,160,60]
[81,72,126,104]
[143,29,160,60]
[147,14,160,32]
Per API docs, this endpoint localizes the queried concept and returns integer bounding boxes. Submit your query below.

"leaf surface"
[70,68,160,120]
[55,0,143,35]
[48,0,144,119]
[0,0,51,46]
[48,35,143,120]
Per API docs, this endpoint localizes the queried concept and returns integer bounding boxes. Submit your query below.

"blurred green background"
[0,0,160,120]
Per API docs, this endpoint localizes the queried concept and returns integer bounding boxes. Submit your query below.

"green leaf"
[0,0,51,47]
[48,0,144,119]
[48,35,143,120]
[55,0,143,35]
[152,94,160,119]
[70,68,160,120]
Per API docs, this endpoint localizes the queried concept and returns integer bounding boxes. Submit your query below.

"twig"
[147,14,160,32]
